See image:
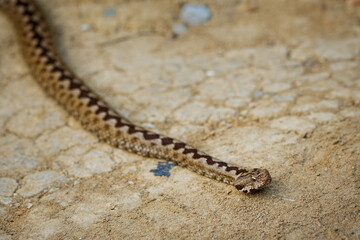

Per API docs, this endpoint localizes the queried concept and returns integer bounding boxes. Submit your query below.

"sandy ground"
[0,0,359,239]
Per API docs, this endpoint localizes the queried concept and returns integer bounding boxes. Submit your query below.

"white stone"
[205,70,215,77]
[80,23,90,31]
[172,23,187,35]
[180,4,211,26]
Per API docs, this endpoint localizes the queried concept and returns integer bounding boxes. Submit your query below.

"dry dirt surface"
[0,0,360,239]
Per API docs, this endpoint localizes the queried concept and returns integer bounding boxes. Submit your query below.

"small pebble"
[80,24,90,31]
[180,4,211,26]
[205,70,215,77]
[305,60,316,67]
[172,23,188,35]
[103,7,116,18]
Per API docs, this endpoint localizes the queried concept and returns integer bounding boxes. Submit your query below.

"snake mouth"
[239,187,265,194]
[235,185,258,194]
[236,185,264,194]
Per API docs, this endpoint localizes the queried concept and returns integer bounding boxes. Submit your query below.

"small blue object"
[150,161,177,177]
[103,8,116,18]
[305,60,316,67]
[180,4,211,26]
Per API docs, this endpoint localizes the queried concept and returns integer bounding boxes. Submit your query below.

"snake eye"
[235,185,245,191]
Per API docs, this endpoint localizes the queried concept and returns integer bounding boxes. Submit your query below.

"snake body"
[0,0,271,193]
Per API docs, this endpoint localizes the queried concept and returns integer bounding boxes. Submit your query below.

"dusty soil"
[0,0,359,239]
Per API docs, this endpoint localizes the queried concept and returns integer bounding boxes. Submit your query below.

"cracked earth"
[0,0,359,239]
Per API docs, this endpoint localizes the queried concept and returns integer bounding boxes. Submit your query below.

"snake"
[0,0,271,193]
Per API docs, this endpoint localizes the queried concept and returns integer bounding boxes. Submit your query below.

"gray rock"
[180,4,211,25]
[172,23,187,35]
[103,8,116,18]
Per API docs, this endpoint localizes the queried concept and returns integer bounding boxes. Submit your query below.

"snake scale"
[0,0,271,193]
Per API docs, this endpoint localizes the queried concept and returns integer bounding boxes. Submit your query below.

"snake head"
[234,168,271,193]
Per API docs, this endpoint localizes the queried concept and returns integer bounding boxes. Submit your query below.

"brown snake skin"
[0,0,271,193]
